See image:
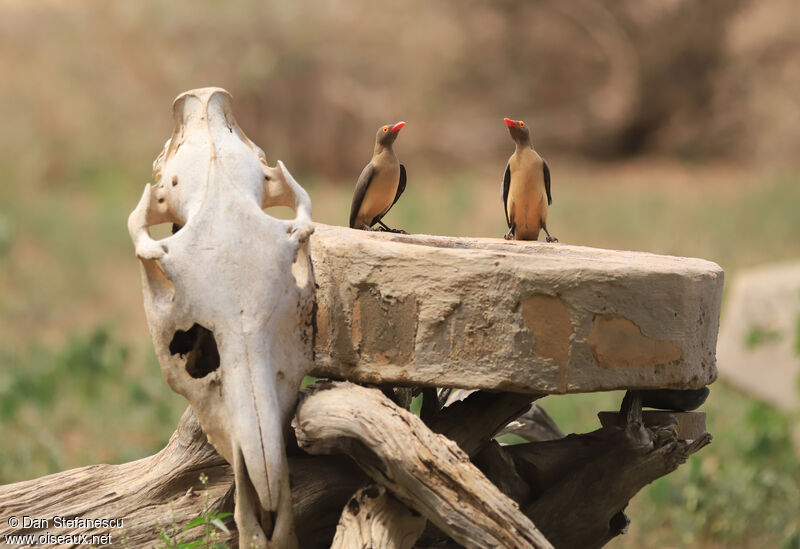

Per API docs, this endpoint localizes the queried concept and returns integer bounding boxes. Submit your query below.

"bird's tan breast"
[357,152,400,222]
[507,149,547,239]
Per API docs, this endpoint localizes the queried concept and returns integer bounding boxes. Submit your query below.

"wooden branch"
[289,455,367,548]
[598,410,708,441]
[522,429,712,548]
[0,408,234,547]
[0,408,367,549]
[0,388,548,549]
[378,385,415,409]
[472,441,532,506]
[419,387,440,423]
[498,404,565,442]
[295,381,554,549]
[430,390,539,456]
[0,386,710,549]
[331,484,426,549]
[470,392,712,549]
[310,223,723,393]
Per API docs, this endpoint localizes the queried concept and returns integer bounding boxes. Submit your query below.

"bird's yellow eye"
[519,121,525,127]
[383,126,389,132]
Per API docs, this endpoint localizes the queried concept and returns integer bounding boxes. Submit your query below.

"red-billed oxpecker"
[501,118,557,242]
[349,121,407,233]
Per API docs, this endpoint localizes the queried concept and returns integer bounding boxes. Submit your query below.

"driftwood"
[429,390,540,456]
[0,408,236,547]
[0,408,366,549]
[288,455,367,548]
[331,484,426,549]
[499,404,565,442]
[295,382,554,549]
[1,384,543,548]
[473,392,712,548]
[0,385,711,549]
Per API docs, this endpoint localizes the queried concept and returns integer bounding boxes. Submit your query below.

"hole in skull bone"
[146,222,183,239]
[262,205,296,220]
[148,223,174,240]
[169,324,221,379]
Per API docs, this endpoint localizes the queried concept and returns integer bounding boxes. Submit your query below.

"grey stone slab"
[309,224,723,394]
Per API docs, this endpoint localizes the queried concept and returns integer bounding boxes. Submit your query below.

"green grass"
[136,473,232,549]
[795,315,800,357]
[745,326,782,350]
[0,327,185,483]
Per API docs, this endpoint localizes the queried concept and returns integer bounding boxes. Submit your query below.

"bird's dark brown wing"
[349,162,374,228]
[502,163,511,227]
[543,159,552,206]
[391,164,407,208]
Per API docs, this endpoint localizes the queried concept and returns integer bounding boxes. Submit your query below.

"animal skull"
[128,87,314,548]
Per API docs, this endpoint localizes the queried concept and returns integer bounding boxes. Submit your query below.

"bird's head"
[504,118,531,146]
[376,121,406,147]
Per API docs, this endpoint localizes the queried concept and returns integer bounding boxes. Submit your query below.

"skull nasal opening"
[169,323,220,378]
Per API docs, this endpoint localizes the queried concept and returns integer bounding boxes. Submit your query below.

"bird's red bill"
[390,121,406,132]
[504,118,518,128]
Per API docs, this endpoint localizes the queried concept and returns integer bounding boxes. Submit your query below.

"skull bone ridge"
[128,87,314,549]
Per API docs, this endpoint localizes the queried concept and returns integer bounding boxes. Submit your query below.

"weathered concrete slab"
[717,261,800,410]
[309,224,723,394]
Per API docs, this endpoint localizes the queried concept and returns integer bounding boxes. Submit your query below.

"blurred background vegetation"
[0,0,798,547]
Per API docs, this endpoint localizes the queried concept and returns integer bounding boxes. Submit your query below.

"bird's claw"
[375,226,407,234]
[546,235,559,243]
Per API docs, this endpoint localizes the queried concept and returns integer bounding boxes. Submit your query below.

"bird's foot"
[546,235,559,243]
[376,226,408,234]
[374,220,407,234]
[504,229,514,240]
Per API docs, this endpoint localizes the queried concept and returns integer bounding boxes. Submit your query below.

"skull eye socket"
[169,323,220,379]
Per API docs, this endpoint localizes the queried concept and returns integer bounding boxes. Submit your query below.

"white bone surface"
[129,87,313,549]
